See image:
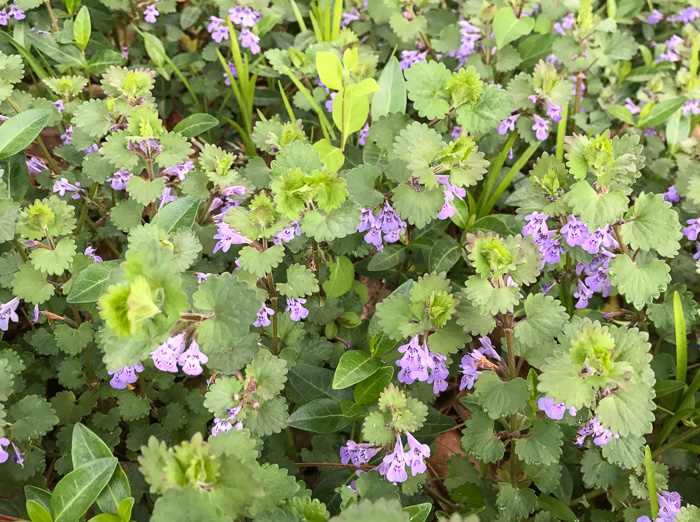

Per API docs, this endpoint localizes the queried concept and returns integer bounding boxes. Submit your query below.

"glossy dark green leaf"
[288,363,353,402]
[332,350,381,389]
[354,366,394,404]
[367,243,406,271]
[0,110,51,160]
[288,398,351,433]
[151,196,201,234]
[172,114,219,139]
[428,236,461,273]
[50,457,118,522]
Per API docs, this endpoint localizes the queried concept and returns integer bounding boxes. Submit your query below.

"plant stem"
[572,72,584,131]
[504,313,519,488]
[75,182,98,235]
[652,425,700,458]
[12,238,28,262]
[44,0,60,32]
[266,271,279,355]
[613,224,631,257]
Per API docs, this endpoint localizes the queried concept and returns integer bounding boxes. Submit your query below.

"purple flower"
[212,416,232,436]
[575,416,618,447]
[436,174,466,220]
[150,334,186,372]
[405,432,430,476]
[0,438,9,463]
[207,16,229,43]
[357,207,375,233]
[108,362,144,389]
[539,235,564,266]
[32,305,40,322]
[53,178,82,199]
[683,218,700,241]
[497,114,519,135]
[681,100,700,116]
[574,280,593,309]
[106,169,132,190]
[399,49,428,71]
[285,298,309,321]
[560,215,589,247]
[657,490,682,520]
[164,161,194,181]
[143,3,159,23]
[61,126,73,145]
[359,122,370,147]
[84,143,99,155]
[425,350,449,394]
[0,297,19,331]
[341,10,360,26]
[396,336,430,385]
[451,126,462,141]
[522,212,549,236]
[0,9,8,25]
[538,397,577,420]
[380,436,408,483]
[340,440,380,467]
[212,221,251,253]
[546,102,563,122]
[8,4,23,20]
[581,225,618,255]
[10,442,23,467]
[53,100,65,113]
[362,203,406,250]
[84,246,103,262]
[229,5,261,27]
[448,19,481,66]
[157,187,178,211]
[177,340,208,376]
[532,115,550,141]
[660,35,683,62]
[668,7,700,24]
[121,47,129,60]
[459,337,500,390]
[195,272,210,283]
[254,302,274,327]
[561,12,575,29]
[648,9,663,24]
[26,157,47,174]
[624,98,641,115]
[274,219,301,245]
[239,28,260,54]
[325,91,336,113]
[546,54,562,67]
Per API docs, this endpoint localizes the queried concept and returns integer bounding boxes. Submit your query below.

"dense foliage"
[1,0,700,520]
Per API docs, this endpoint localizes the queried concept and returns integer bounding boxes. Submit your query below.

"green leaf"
[620,192,681,258]
[67,260,118,303]
[30,237,76,276]
[54,322,94,356]
[404,61,452,120]
[126,176,166,206]
[26,500,53,522]
[392,185,444,228]
[172,114,219,139]
[638,97,686,129]
[372,56,406,121]
[514,418,563,466]
[608,105,635,125]
[313,139,345,172]
[455,83,513,137]
[87,50,126,76]
[2,152,31,202]
[109,199,144,232]
[71,424,131,517]
[580,448,622,489]
[28,33,84,68]
[402,503,431,522]
[322,255,354,297]
[566,181,628,231]
[428,236,461,273]
[0,198,20,242]
[341,164,383,208]
[514,293,567,350]
[493,7,535,48]
[288,363,352,402]
[50,458,119,522]
[537,495,578,522]
[472,371,529,420]
[316,52,343,91]
[287,398,350,433]
[13,264,54,304]
[239,244,285,278]
[151,196,200,234]
[460,409,505,463]
[367,243,407,272]
[464,275,520,316]
[300,199,360,242]
[332,350,382,389]
[388,12,427,42]
[74,6,91,50]
[496,483,537,522]
[354,366,394,405]
[609,255,671,310]
[0,110,50,160]
[596,380,656,437]
[333,89,370,138]
[277,263,319,298]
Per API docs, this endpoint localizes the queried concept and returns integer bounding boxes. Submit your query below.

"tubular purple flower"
[497,114,518,135]
[380,436,408,483]
[84,246,103,262]
[106,169,133,190]
[26,157,47,174]
[143,3,159,23]
[208,16,229,42]
[108,362,144,389]
[239,28,260,54]
[405,432,430,476]
[285,298,309,321]
[648,9,663,24]
[682,218,700,241]
[0,297,20,331]
[0,438,9,463]
[522,212,549,236]
[177,340,208,376]
[254,302,274,327]
[546,102,563,122]
[151,334,186,372]
[532,115,550,141]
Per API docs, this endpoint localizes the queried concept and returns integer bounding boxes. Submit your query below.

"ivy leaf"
[109,199,145,232]
[239,245,285,278]
[493,7,535,48]
[277,263,319,298]
[580,448,622,489]
[73,99,112,138]
[13,264,54,304]
[596,381,656,437]
[620,192,681,258]
[455,297,496,337]
[126,177,166,206]
[158,132,193,168]
[393,122,444,188]
[30,237,77,276]
[322,255,354,298]
[460,409,505,463]
[391,185,444,228]
[239,395,289,437]
[538,352,597,409]
[8,395,59,441]
[565,181,628,231]
[300,199,360,242]
[464,276,520,316]
[472,371,529,420]
[54,323,94,356]
[0,199,20,242]
[245,349,288,402]
[389,13,428,43]
[101,130,139,170]
[601,433,645,469]
[341,164,383,208]
[404,61,452,119]
[609,255,671,310]
[514,418,563,466]
[204,376,244,417]
[496,483,537,522]
[455,84,513,136]
[514,294,567,350]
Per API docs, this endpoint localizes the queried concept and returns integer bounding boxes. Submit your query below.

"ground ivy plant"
[2,0,700,521]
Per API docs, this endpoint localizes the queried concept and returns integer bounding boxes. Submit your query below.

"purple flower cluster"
[0,438,23,468]
[660,35,683,62]
[396,336,449,394]
[254,302,274,327]
[229,5,262,27]
[537,397,577,420]
[667,7,700,24]
[108,363,144,389]
[498,114,519,135]
[0,297,19,332]
[26,157,47,174]
[663,186,680,205]
[522,212,564,267]
[61,126,73,145]
[459,336,500,390]
[637,491,683,522]
[53,178,82,199]
[150,334,209,376]
[553,12,575,35]
[377,433,430,483]
[399,49,428,71]
[446,19,481,66]
[106,169,133,190]
[340,440,380,467]
[212,405,243,436]
[285,298,308,321]
[436,174,466,220]
[357,203,406,251]
[84,246,103,262]
[575,416,618,447]
[208,17,229,43]
[681,99,700,116]
[208,6,262,51]
[164,161,194,181]
[274,219,301,245]
[0,2,25,26]
[212,221,251,254]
